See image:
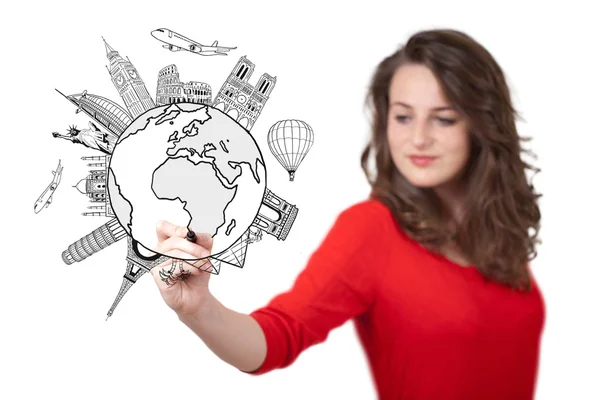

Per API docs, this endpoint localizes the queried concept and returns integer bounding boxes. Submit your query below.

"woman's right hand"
[149,220,215,317]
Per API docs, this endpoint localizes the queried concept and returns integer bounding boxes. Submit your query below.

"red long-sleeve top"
[246,200,546,399]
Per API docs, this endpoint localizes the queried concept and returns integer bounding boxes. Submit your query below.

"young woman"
[150,28,546,399]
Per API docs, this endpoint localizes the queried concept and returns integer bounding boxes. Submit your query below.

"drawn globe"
[107,103,267,260]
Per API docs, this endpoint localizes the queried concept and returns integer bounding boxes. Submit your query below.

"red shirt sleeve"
[243,200,392,375]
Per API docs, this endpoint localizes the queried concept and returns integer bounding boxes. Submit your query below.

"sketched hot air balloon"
[267,119,314,181]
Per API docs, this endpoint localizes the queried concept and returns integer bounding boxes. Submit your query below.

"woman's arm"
[150,222,266,372]
[151,200,393,374]
[177,293,267,373]
[240,200,394,374]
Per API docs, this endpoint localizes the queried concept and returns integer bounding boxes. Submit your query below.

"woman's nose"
[410,121,433,148]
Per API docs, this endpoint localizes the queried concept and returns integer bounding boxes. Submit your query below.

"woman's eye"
[438,117,457,126]
[394,115,457,126]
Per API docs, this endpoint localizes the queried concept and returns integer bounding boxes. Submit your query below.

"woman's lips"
[409,156,437,166]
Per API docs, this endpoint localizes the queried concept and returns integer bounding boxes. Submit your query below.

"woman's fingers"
[156,221,214,253]
[154,258,191,287]
[151,252,205,288]
[190,232,214,252]
[158,235,211,260]
[156,220,187,242]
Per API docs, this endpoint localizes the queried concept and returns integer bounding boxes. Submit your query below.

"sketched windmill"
[267,119,314,181]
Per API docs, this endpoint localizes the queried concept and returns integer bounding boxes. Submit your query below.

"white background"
[2,1,598,399]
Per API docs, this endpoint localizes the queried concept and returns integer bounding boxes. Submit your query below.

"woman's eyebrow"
[390,101,456,112]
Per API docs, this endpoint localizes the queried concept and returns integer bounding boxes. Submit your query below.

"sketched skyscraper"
[103,38,155,118]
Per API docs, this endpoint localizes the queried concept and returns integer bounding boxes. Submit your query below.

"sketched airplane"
[151,28,236,56]
[34,159,63,214]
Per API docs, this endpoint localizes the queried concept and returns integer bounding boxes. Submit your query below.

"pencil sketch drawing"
[267,119,314,181]
[110,236,225,318]
[211,227,260,269]
[52,122,116,154]
[157,257,216,286]
[49,34,301,318]
[106,236,168,319]
[158,258,192,286]
[252,189,298,241]
[55,89,132,137]
[74,156,115,217]
[107,101,267,259]
[156,64,212,106]
[213,56,276,131]
[61,218,127,265]
[151,28,236,56]
[104,37,155,118]
[34,159,63,214]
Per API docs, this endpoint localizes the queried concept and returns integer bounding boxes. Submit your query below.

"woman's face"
[386,63,471,189]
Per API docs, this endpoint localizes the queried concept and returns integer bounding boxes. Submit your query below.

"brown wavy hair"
[361,29,542,292]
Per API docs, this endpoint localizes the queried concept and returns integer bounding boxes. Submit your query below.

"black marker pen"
[186,228,196,243]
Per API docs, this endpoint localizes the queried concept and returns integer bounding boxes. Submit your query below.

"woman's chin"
[404,174,445,188]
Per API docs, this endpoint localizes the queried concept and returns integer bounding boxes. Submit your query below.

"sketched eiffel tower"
[106,236,168,320]
[105,227,264,319]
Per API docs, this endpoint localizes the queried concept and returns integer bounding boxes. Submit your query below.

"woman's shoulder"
[341,198,393,218]
[336,198,397,232]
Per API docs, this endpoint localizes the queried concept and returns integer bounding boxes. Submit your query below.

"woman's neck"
[433,177,468,227]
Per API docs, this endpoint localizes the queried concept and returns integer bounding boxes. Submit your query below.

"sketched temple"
[74,156,114,217]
